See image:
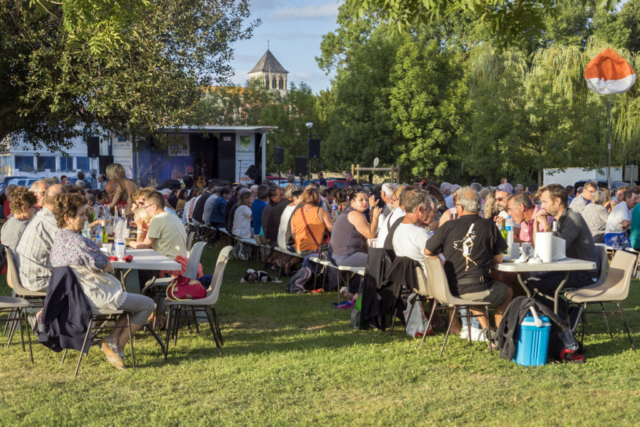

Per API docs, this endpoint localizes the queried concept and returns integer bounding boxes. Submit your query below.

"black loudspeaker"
[295,157,307,177]
[87,136,100,157]
[274,147,284,164]
[245,164,260,181]
[308,138,321,159]
[98,156,113,175]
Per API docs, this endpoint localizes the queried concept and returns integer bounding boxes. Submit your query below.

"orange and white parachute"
[585,48,636,95]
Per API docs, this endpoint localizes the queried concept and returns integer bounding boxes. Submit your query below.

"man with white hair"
[29,181,46,208]
[378,183,396,232]
[425,186,512,339]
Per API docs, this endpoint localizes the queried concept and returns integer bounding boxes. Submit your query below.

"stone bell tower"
[248,48,289,96]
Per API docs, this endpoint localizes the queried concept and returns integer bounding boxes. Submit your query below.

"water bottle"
[114,217,126,260]
[95,225,103,246]
[506,215,514,256]
[82,220,91,239]
[331,200,338,219]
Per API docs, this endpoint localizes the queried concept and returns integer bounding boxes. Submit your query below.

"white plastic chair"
[164,246,232,359]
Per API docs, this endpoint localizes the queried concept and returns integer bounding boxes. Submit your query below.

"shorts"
[459,281,508,307]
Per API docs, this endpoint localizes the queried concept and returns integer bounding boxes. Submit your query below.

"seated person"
[392,189,432,275]
[202,187,219,225]
[332,187,349,220]
[582,190,609,243]
[130,192,187,261]
[209,187,231,228]
[278,188,303,251]
[223,186,242,231]
[290,187,334,257]
[133,207,151,242]
[438,188,461,227]
[175,189,188,212]
[532,184,601,294]
[132,187,177,217]
[228,188,250,236]
[328,187,382,299]
[191,185,214,225]
[605,189,637,234]
[377,185,406,246]
[264,186,287,247]
[50,193,155,370]
[15,184,67,291]
[2,187,37,252]
[425,186,513,340]
[569,180,597,215]
[251,185,269,235]
[231,191,254,239]
[507,193,551,243]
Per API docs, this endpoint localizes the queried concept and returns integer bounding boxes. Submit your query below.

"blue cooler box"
[513,315,551,366]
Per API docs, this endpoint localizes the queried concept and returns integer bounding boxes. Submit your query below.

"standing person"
[345,171,358,187]
[97,174,107,191]
[251,185,269,236]
[425,187,512,339]
[1,187,37,252]
[106,163,139,219]
[60,175,69,187]
[317,172,327,186]
[569,180,597,215]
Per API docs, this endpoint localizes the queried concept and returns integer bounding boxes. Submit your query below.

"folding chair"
[0,296,34,363]
[164,246,232,359]
[565,249,638,351]
[420,256,492,357]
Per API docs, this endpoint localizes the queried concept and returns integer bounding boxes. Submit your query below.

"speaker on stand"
[295,157,307,180]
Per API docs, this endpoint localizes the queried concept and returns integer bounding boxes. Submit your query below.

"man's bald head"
[43,184,67,210]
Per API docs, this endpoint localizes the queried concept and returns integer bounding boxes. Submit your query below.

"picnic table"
[493,258,596,314]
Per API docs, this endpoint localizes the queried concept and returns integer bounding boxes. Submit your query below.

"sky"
[227,0,341,93]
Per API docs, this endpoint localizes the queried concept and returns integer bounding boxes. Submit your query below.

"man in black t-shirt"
[425,187,512,333]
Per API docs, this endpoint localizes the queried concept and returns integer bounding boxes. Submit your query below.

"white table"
[110,249,180,356]
[493,258,596,314]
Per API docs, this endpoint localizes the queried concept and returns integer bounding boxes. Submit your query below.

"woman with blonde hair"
[106,163,139,219]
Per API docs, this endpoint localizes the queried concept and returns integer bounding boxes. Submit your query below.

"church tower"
[248,49,289,96]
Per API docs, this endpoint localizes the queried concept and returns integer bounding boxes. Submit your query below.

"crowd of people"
[1,164,635,365]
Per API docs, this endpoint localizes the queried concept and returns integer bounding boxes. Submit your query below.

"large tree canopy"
[0,0,258,151]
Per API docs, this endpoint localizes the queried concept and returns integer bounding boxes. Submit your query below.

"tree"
[349,0,614,49]
[0,0,258,152]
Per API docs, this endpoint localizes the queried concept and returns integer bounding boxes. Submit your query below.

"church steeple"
[248,49,289,96]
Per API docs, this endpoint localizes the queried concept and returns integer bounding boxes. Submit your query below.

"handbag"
[166,275,207,301]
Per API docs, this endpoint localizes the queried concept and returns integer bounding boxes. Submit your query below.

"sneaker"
[459,327,469,340]
[100,338,125,370]
[470,327,488,342]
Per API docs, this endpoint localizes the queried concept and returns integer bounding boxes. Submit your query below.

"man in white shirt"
[130,191,187,260]
[392,189,432,275]
[606,190,637,233]
[377,183,396,232]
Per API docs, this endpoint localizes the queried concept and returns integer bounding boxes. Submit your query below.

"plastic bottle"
[506,215,514,255]
[102,223,108,243]
[82,220,91,239]
[114,217,126,260]
[552,221,561,238]
[95,225,103,246]
[331,200,338,219]
[500,221,508,254]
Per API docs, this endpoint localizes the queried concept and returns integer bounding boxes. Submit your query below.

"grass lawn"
[1,244,640,425]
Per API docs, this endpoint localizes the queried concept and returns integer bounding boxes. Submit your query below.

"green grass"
[1,245,640,425]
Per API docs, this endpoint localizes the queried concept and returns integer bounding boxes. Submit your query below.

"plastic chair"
[164,246,232,359]
[186,231,196,253]
[4,247,47,300]
[565,249,638,351]
[420,256,492,357]
[142,242,207,330]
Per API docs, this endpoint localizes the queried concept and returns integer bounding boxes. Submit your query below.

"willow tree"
[0,0,258,152]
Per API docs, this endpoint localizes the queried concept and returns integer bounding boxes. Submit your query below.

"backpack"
[286,267,313,294]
